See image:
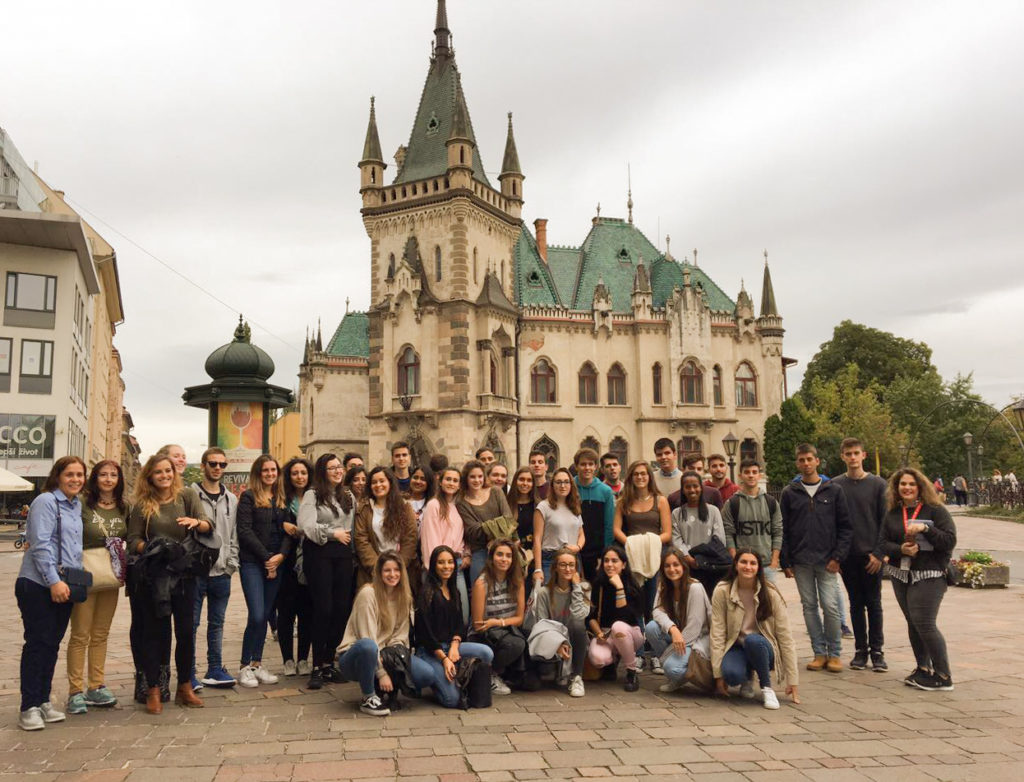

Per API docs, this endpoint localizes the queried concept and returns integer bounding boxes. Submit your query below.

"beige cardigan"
[710,579,799,688]
[337,584,411,679]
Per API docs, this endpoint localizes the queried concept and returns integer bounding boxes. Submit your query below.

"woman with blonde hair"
[878,467,956,692]
[126,453,212,714]
[236,455,293,687]
[156,443,188,476]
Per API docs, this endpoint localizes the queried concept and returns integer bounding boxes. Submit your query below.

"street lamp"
[899,443,909,467]
[963,431,974,482]
[977,443,984,478]
[722,431,739,482]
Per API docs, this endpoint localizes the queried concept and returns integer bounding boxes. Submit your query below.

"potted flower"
[951,551,1010,589]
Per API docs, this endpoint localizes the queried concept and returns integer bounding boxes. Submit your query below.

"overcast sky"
[3,0,1022,460]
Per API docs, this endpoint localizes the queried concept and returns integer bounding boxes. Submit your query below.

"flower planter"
[952,563,1010,589]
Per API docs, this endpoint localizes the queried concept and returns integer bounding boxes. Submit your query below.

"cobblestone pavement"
[2,514,1024,781]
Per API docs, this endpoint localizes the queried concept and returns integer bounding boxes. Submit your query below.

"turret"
[631,259,652,318]
[359,97,386,206]
[446,80,475,188]
[757,250,784,338]
[498,112,524,217]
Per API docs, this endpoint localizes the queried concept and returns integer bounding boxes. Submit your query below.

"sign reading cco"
[0,414,56,460]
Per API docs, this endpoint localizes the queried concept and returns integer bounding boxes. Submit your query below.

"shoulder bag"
[55,500,92,602]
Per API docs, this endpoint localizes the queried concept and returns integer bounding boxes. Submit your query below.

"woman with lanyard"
[457,460,514,586]
[126,453,212,714]
[277,457,313,677]
[16,456,87,731]
[531,467,585,585]
[235,455,293,687]
[711,548,800,709]
[419,467,471,623]
[414,545,494,707]
[878,468,957,692]
[469,538,527,695]
[297,453,355,690]
[354,467,418,587]
[587,544,646,691]
[65,460,128,715]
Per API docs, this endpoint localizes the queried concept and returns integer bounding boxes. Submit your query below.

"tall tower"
[360,0,523,464]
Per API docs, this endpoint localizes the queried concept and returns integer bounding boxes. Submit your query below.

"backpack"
[728,493,777,525]
[454,657,493,709]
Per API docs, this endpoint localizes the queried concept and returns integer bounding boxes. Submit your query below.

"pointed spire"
[500,112,522,176]
[760,250,779,317]
[664,234,673,261]
[316,319,323,352]
[361,96,384,163]
[433,0,451,59]
[448,77,472,143]
[627,164,634,225]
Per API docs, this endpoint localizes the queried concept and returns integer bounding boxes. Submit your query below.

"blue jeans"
[644,621,691,684]
[414,642,494,708]
[470,549,488,588]
[721,634,775,688]
[792,564,842,657]
[239,562,283,666]
[193,573,231,672]
[337,638,380,697]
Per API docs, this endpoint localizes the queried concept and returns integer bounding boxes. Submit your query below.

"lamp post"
[963,432,974,481]
[977,443,984,479]
[722,432,739,483]
[899,444,909,467]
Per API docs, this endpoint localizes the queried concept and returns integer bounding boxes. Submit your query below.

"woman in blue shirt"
[15,456,87,731]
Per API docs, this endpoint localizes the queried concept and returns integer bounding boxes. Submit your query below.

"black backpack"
[454,657,493,710]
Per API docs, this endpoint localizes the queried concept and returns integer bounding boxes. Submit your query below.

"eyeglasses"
[326,466,345,472]
[556,562,576,569]
[552,479,572,486]
[205,461,227,469]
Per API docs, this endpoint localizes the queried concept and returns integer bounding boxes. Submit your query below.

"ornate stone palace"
[299,1,789,469]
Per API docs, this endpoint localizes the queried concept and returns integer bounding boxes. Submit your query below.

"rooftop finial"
[627,163,634,225]
[596,202,601,218]
[346,297,350,314]
[434,0,451,58]
[693,248,698,266]
[764,248,769,266]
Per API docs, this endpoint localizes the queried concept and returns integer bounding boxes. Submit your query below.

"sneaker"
[237,665,259,688]
[18,707,44,731]
[568,675,585,698]
[201,667,236,687]
[649,655,664,676]
[252,666,279,685]
[296,659,311,676]
[841,624,854,639]
[739,679,757,699]
[490,673,511,696]
[321,665,344,683]
[825,657,843,673]
[359,694,391,716]
[904,667,930,687]
[806,655,827,671]
[849,652,868,670]
[84,686,117,707]
[918,673,954,692]
[659,679,685,693]
[39,702,65,723]
[624,668,640,692]
[283,660,297,676]
[190,673,205,692]
[634,655,646,673]
[905,669,935,690]
[870,653,888,673]
[762,687,780,710]
[307,666,324,691]
[66,693,88,715]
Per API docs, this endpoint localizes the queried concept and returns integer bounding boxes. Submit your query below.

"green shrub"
[960,550,994,564]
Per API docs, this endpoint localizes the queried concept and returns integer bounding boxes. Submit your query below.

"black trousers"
[137,578,196,687]
[303,541,354,668]
[16,578,73,712]
[841,554,884,654]
[892,576,950,677]
[276,565,313,664]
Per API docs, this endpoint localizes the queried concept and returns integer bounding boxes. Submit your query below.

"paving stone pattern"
[2,513,1024,781]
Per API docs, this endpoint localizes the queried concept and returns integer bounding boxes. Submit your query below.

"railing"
[477,394,516,414]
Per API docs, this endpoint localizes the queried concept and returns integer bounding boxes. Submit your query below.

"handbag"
[83,538,125,592]
[55,500,92,603]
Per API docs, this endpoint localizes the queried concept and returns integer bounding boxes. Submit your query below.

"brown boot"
[806,655,827,671]
[174,682,204,708]
[825,657,843,673]
[146,686,163,715]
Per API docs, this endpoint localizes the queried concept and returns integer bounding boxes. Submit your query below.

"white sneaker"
[762,687,780,710]
[634,655,646,673]
[283,660,297,676]
[490,673,511,696]
[296,659,311,676]
[18,707,44,731]
[39,702,65,723]
[568,675,585,698]
[649,655,664,675]
[237,666,259,688]
[359,694,390,716]
[739,679,756,699]
[252,666,279,684]
[658,679,685,693]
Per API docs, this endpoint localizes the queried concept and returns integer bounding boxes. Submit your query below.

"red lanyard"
[902,503,922,533]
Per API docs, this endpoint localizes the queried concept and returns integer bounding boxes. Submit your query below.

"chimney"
[534,218,548,262]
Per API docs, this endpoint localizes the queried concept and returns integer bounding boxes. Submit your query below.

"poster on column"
[216,402,263,474]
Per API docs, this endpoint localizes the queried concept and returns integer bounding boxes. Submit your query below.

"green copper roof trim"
[514,226,561,308]
[326,312,370,358]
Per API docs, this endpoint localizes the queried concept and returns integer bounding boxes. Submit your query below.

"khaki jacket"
[710,579,799,688]
[353,499,418,587]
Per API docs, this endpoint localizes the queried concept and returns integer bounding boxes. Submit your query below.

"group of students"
[14,434,956,729]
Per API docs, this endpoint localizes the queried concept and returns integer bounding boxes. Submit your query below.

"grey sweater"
[651,580,712,659]
[297,489,354,545]
[721,491,783,564]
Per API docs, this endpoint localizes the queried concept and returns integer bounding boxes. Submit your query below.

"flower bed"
[951,551,1010,589]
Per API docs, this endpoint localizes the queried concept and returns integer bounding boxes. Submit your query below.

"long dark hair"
[312,453,353,515]
[547,467,582,515]
[248,454,285,509]
[422,545,461,615]
[366,466,409,543]
[591,544,642,601]
[722,547,775,622]
[282,457,314,505]
[507,467,537,505]
[434,467,461,523]
[409,465,435,501]
[84,459,126,513]
[656,548,695,629]
[481,537,523,593]
[680,470,708,521]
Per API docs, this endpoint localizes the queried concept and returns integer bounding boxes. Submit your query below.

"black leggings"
[137,578,196,687]
[303,541,354,668]
[892,576,950,677]
[276,565,312,664]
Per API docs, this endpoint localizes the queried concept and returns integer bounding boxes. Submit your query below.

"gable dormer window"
[527,271,541,286]
[617,247,630,262]
[426,112,440,136]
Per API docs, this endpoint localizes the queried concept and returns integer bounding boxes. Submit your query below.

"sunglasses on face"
[206,461,227,469]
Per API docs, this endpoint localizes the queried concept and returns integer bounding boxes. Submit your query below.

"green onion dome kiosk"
[183,317,294,487]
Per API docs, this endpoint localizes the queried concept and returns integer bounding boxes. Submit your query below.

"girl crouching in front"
[587,544,645,691]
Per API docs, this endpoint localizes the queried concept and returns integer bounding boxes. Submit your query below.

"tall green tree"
[763,398,814,486]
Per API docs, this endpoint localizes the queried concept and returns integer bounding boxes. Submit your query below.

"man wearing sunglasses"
[190,447,240,690]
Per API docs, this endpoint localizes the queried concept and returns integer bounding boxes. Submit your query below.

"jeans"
[240,562,283,666]
[67,587,119,693]
[841,554,884,654]
[470,548,488,587]
[792,564,842,657]
[891,576,950,677]
[336,638,380,697]
[644,621,692,684]
[304,542,354,668]
[193,573,231,672]
[414,642,494,707]
[16,577,73,712]
[587,622,643,669]
[276,566,312,664]
[720,634,775,688]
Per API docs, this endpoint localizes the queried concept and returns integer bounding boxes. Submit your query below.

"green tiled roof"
[514,227,561,308]
[650,259,735,312]
[326,312,369,358]
[393,56,491,187]
[545,246,581,305]
[572,218,663,311]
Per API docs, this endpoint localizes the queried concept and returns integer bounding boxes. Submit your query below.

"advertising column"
[215,401,265,494]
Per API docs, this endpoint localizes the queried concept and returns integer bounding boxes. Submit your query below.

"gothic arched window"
[713,365,723,406]
[531,359,557,404]
[652,363,663,405]
[435,246,442,282]
[578,362,597,405]
[680,361,704,404]
[397,346,420,396]
[607,363,627,405]
[610,436,628,467]
[735,362,758,407]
